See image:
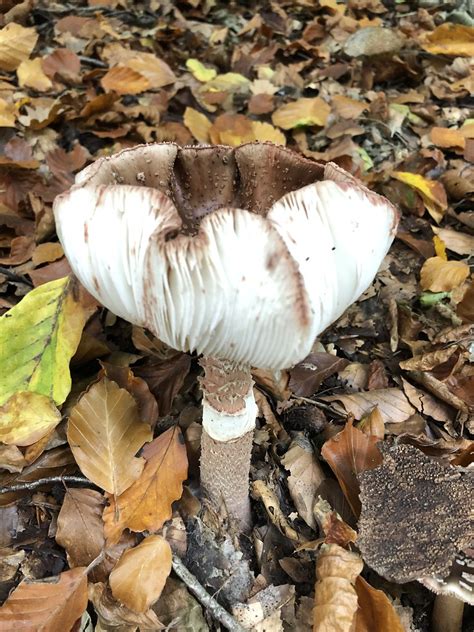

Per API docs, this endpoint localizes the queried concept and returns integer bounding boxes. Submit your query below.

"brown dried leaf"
[432,226,474,256]
[331,95,368,119]
[289,353,349,397]
[101,65,150,95]
[134,353,191,417]
[89,581,164,630]
[354,576,404,632]
[56,488,105,574]
[0,567,87,630]
[321,420,383,516]
[0,23,38,71]
[0,444,26,473]
[358,407,385,441]
[321,388,415,424]
[420,23,474,57]
[32,242,64,266]
[281,436,325,529]
[109,535,172,613]
[67,377,152,496]
[313,544,363,632]
[103,426,188,544]
[457,281,474,323]
[420,256,470,292]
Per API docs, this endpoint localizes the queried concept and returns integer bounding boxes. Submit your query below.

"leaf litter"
[0,0,472,630]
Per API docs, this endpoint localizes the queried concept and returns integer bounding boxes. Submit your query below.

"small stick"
[0,475,91,494]
[171,555,246,632]
[0,266,33,286]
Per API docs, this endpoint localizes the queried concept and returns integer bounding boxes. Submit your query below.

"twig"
[0,266,33,286]
[0,475,92,495]
[78,56,108,68]
[171,555,246,632]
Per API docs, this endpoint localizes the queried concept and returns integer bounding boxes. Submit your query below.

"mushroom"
[53,142,398,530]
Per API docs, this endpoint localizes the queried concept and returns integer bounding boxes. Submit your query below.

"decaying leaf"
[0,567,88,630]
[321,419,383,516]
[0,276,89,407]
[233,583,295,631]
[103,426,187,544]
[420,256,470,292]
[313,544,363,632]
[67,377,152,496]
[289,353,349,397]
[56,488,105,572]
[89,581,164,630]
[392,171,447,223]
[321,388,415,424]
[281,435,325,529]
[109,535,172,613]
[0,391,61,446]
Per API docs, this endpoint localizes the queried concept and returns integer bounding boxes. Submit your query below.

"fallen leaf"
[0,276,88,406]
[67,377,152,496]
[183,107,212,143]
[0,23,38,71]
[354,576,404,632]
[430,125,474,151]
[331,95,368,119]
[103,426,187,544]
[420,23,474,57]
[89,582,164,630]
[313,497,357,547]
[289,353,349,397]
[109,535,172,613]
[186,58,216,82]
[42,48,81,82]
[0,444,25,473]
[252,479,300,542]
[0,98,16,127]
[432,226,474,256]
[134,353,191,417]
[281,436,325,529]
[321,419,383,516]
[272,97,330,129]
[153,575,209,631]
[321,388,415,424]
[56,488,105,574]
[457,281,474,323]
[420,257,470,292]
[358,407,385,440]
[32,242,64,266]
[392,171,447,222]
[0,567,88,630]
[0,234,35,265]
[17,57,53,91]
[313,544,363,632]
[251,120,286,145]
[124,53,176,89]
[0,391,61,446]
[101,65,150,94]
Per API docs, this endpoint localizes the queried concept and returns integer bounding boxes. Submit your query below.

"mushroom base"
[200,428,254,530]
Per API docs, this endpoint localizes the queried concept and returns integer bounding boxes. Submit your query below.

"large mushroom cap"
[54,142,399,369]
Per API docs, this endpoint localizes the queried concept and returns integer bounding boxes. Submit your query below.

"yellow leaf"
[209,113,254,146]
[67,377,152,496]
[251,120,286,145]
[272,97,330,129]
[17,58,53,92]
[0,97,16,127]
[0,276,88,406]
[109,535,172,613]
[420,24,474,57]
[103,426,187,544]
[204,72,250,92]
[101,65,150,94]
[420,257,470,292]
[183,106,211,143]
[433,235,447,260]
[0,391,61,446]
[391,171,448,223]
[186,58,217,82]
[0,23,38,72]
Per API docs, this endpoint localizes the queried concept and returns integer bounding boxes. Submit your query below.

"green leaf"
[0,276,88,406]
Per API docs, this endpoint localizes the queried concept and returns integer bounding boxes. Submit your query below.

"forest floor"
[0,0,473,630]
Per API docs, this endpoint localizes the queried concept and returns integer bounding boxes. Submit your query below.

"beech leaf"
[354,576,405,632]
[103,425,187,544]
[0,391,61,447]
[0,567,88,631]
[67,377,152,496]
[320,388,415,424]
[109,535,172,613]
[321,419,383,516]
[420,256,470,292]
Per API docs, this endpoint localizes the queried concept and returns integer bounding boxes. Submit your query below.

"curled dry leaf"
[67,377,152,496]
[0,567,88,630]
[56,488,105,575]
[321,419,383,516]
[391,171,447,223]
[252,479,301,542]
[281,435,326,529]
[103,426,188,544]
[109,535,172,613]
[354,576,404,632]
[0,22,38,71]
[399,345,460,372]
[321,388,415,424]
[420,256,470,292]
[313,497,357,547]
[0,276,89,407]
[313,544,363,632]
[272,97,330,129]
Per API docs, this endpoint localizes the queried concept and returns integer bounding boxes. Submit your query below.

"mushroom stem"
[432,594,464,632]
[199,357,256,530]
